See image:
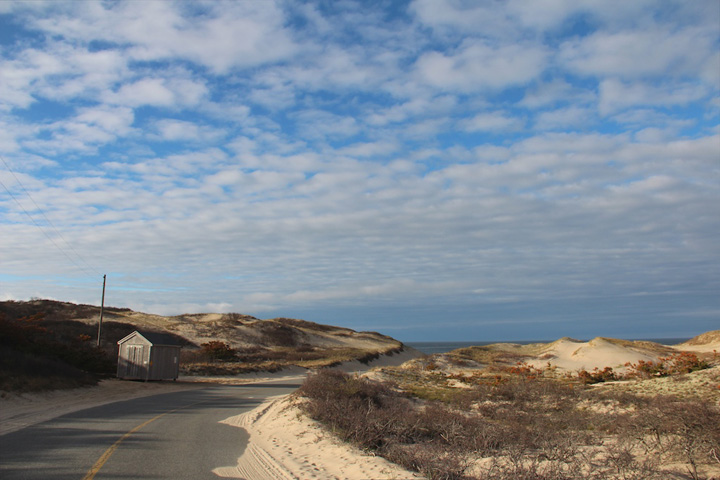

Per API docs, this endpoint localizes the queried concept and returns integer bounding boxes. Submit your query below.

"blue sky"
[1,0,718,342]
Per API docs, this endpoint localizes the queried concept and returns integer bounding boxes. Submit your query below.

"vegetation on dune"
[180,339,403,375]
[0,300,405,388]
[0,299,131,324]
[298,362,720,480]
[0,312,116,391]
[175,312,404,375]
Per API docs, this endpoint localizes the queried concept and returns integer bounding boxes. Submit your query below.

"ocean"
[407,338,692,355]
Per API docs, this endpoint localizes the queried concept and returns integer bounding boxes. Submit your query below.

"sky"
[0,0,718,342]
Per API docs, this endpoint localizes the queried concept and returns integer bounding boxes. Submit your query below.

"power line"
[0,156,101,277]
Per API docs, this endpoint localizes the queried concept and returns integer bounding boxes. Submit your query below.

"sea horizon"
[407,337,693,355]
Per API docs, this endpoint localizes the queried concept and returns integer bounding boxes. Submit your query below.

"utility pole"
[97,274,106,347]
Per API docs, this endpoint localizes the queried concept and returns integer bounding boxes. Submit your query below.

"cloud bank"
[1,0,718,341]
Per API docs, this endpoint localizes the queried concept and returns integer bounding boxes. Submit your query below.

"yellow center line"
[82,400,206,480]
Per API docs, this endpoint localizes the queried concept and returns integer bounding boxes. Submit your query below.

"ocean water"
[407,337,692,355]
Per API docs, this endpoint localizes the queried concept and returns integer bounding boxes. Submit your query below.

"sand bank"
[215,396,422,480]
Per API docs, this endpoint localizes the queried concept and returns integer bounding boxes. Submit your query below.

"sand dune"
[673,329,720,353]
[215,396,422,480]
[527,336,668,371]
[448,331,720,373]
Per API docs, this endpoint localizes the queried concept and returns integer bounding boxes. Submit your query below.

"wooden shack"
[117,331,181,381]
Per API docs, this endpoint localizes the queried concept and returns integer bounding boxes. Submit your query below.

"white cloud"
[30,1,298,73]
[75,106,135,136]
[460,111,524,132]
[520,79,594,109]
[1,0,717,339]
[151,119,225,143]
[105,76,208,109]
[18,105,135,155]
[415,39,547,91]
[410,0,517,39]
[0,49,65,109]
[338,141,399,157]
[0,42,129,110]
[366,95,458,126]
[559,26,718,81]
[0,117,32,152]
[107,78,172,107]
[135,302,234,316]
[598,79,708,115]
[0,64,38,110]
[292,110,361,141]
[534,106,595,131]
[612,109,696,130]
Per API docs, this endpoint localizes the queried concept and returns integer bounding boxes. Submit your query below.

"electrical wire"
[0,156,101,277]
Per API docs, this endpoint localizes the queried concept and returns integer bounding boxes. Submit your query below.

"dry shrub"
[300,367,720,479]
[384,442,470,480]
[601,439,664,480]
[298,369,487,479]
[200,340,236,361]
[625,396,720,479]
[257,321,300,347]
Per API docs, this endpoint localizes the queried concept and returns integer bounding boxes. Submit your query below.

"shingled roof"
[117,330,183,346]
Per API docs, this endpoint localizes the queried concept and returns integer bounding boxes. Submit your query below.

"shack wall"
[148,345,180,380]
[117,336,151,380]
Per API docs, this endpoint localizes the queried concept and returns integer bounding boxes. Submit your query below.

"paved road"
[0,379,303,480]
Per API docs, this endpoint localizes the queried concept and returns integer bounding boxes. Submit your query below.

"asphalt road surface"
[0,379,303,480]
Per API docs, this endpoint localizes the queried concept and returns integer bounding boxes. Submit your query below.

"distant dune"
[414,331,720,374]
[677,329,720,351]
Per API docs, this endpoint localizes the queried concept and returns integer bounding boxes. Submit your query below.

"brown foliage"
[577,366,618,384]
[624,352,710,379]
[298,369,484,479]
[200,340,236,361]
[299,367,720,479]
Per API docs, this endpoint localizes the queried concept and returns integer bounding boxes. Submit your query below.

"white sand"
[214,396,422,480]
[208,348,424,479]
[209,349,425,479]
[526,337,662,372]
[671,340,720,353]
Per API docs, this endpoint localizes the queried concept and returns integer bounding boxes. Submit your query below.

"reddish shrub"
[200,340,236,361]
[625,352,709,379]
[577,366,618,384]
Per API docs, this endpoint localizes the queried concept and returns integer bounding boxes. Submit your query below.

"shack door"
[127,345,145,378]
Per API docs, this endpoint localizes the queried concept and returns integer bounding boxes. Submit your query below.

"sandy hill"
[676,329,720,351]
[433,333,717,373]
[526,336,677,371]
[0,299,404,356]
